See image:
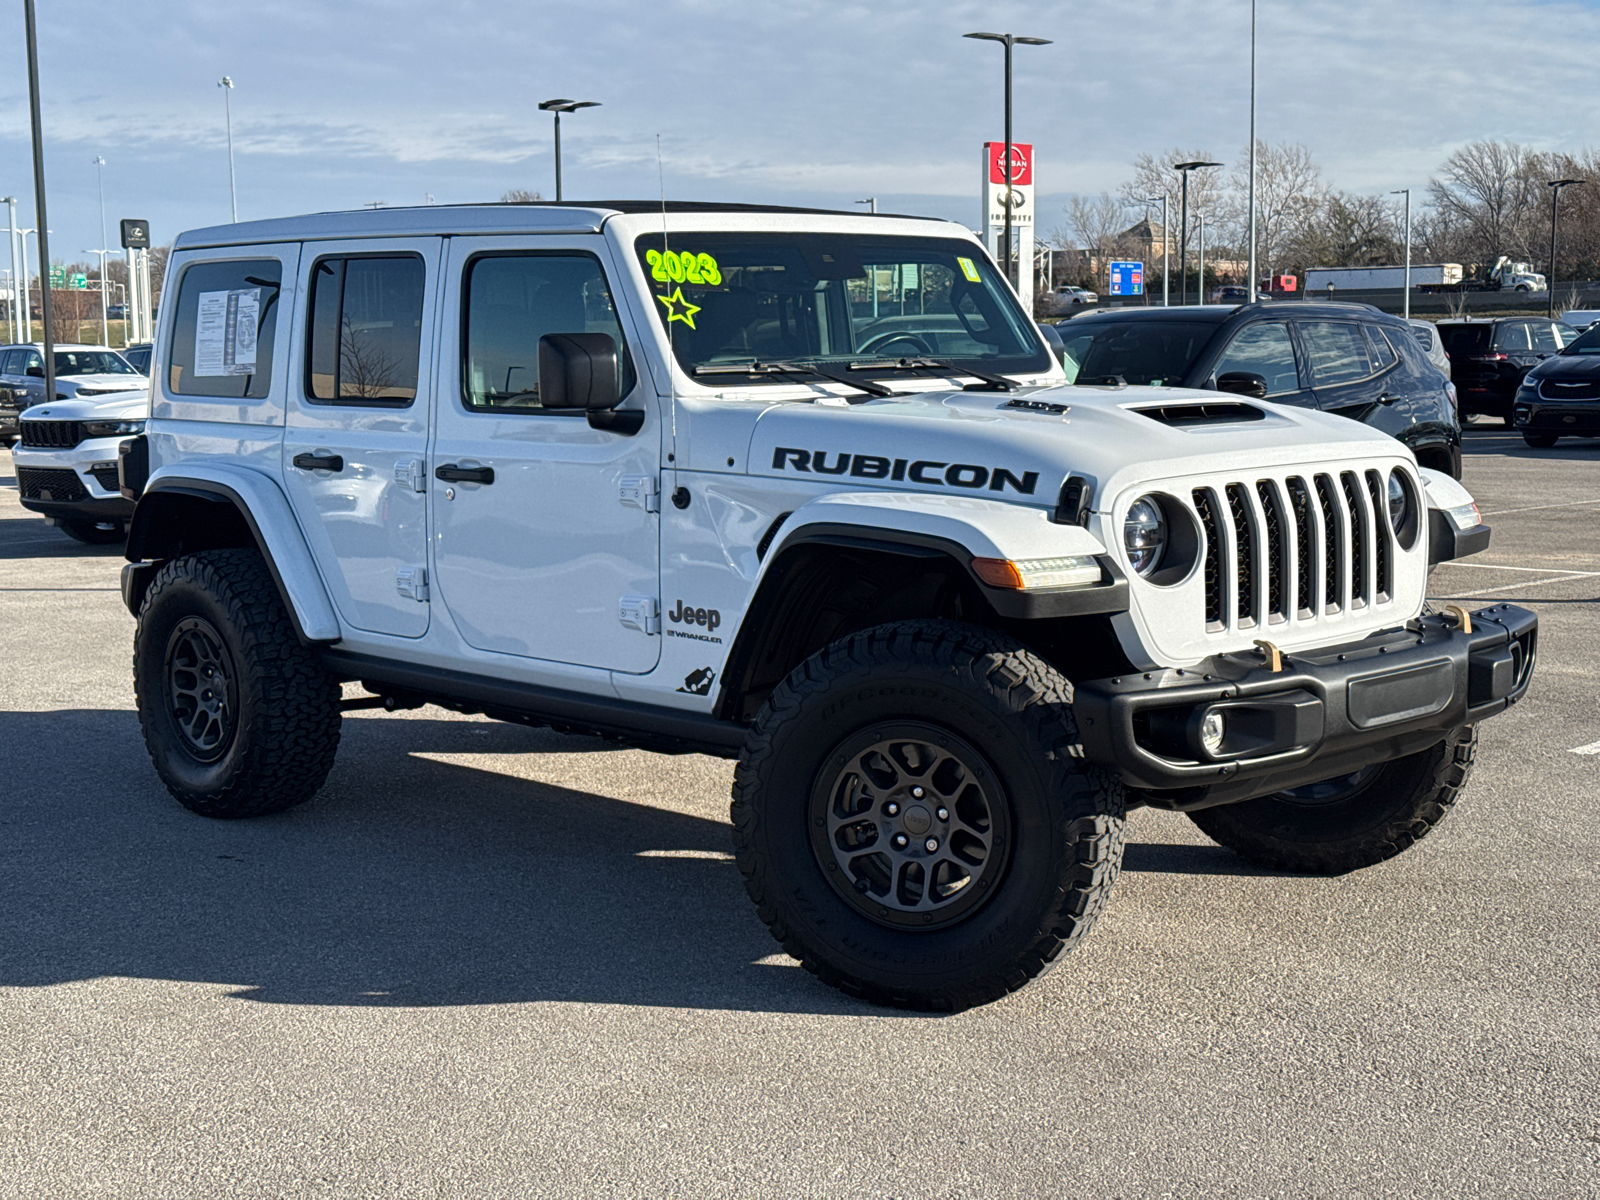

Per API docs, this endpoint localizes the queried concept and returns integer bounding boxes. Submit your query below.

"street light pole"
[1547,178,1586,320]
[1247,0,1258,303]
[538,99,600,202]
[964,32,1051,287]
[218,77,237,222]
[84,248,112,345]
[1390,188,1411,320]
[1197,214,1206,303]
[2,197,17,343]
[855,198,877,214]
[1145,195,1170,306]
[23,0,55,402]
[1175,160,1223,305]
[93,156,109,343]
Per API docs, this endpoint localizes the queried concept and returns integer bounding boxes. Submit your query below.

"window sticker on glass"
[957,256,982,283]
[646,249,723,286]
[194,288,261,376]
[656,287,701,329]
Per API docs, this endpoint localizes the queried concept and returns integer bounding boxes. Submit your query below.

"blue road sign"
[1108,260,1144,296]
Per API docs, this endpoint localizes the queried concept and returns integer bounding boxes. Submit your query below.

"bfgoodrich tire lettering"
[731,620,1125,1011]
[134,548,341,818]
[1188,727,1476,874]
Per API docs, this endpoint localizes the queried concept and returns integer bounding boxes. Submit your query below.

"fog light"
[1200,710,1226,756]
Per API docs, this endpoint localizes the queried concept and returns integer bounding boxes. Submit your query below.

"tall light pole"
[1145,195,1170,306]
[84,248,113,345]
[218,77,238,222]
[855,198,877,214]
[963,31,1051,287]
[1547,178,1586,320]
[2,197,18,343]
[1246,0,1258,302]
[538,99,600,202]
[1175,160,1223,305]
[24,0,56,401]
[92,156,109,343]
[1197,214,1206,303]
[1390,188,1412,319]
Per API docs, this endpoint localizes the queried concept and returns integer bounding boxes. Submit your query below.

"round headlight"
[1124,495,1168,576]
[1387,470,1411,534]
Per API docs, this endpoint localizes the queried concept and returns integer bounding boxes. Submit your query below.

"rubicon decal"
[772,448,1038,495]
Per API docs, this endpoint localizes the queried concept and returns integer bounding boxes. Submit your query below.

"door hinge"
[619,475,660,512]
[396,565,429,602]
[618,595,660,635]
[395,458,427,492]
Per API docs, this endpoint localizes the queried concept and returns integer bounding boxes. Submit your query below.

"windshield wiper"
[693,360,894,400]
[848,357,1019,392]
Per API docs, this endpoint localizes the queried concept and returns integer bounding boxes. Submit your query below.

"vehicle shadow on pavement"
[1121,840,1286,878]
[0,517,125,561]
[0,708,874,1016]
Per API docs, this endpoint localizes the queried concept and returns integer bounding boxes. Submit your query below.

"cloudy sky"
[0,0,1597,267]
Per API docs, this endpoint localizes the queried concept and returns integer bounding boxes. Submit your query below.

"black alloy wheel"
[164,616,239,763]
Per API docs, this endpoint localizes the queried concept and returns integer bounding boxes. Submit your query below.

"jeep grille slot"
[1224,484,1257,628]
[1314,474,1344,614]
[19,420,83,449]
[1364,470,1392,601]
[1192,488,1226,631]
[1341,472,1369,610]
[1256,480,1287,623]
[1287,477,1315,618]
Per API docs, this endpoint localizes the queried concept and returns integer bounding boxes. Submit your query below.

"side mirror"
[1036,321,1067,369]
[25,365,43,378]
[537,332,620,411]
[1216,371,1269,399]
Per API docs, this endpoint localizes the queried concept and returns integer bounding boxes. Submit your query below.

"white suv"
[15,386,148,543]
[116,202,1535,1010]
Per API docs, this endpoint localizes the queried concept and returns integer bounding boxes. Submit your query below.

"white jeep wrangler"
[118,202,1536,1010]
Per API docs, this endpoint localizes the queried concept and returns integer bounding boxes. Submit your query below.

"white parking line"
[1480,497,1600,516]
[1570,740,1600,756]
[1439,561,1600,575]
[1436,572,1591,599]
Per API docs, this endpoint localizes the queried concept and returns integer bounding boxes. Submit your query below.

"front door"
[428,236,661,674]
[1298,318,1412,441]
[282,238,441,639]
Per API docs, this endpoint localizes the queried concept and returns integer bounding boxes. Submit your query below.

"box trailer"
[1304,264,1463,292]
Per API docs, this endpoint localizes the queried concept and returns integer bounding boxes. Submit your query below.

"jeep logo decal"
[667,600,720,632]
[772,448,1038,495]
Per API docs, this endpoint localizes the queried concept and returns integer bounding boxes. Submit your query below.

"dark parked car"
[121,342,152,375]
[1436,317,1577,425]
[1511,320,1600,447]
[1056,301,1462,477]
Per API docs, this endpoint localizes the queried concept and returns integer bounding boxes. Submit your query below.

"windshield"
[1055,319,1220,386]
[55,350,138,376]
[633,232,1051,381]
[1562,324,1600,355]
[1437,324,1490,354]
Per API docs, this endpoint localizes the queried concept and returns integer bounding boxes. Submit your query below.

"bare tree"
[1060,193,1132,289]
[338,313,405,400]
[1223,141,1327,279]
[1290,192,1399,268]
[1118,149,1227,275]
[500,188,544,203]
[1426,140,1540,272]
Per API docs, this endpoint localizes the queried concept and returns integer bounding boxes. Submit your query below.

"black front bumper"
[1514,399,1600,436]
[1075,605,1536,808]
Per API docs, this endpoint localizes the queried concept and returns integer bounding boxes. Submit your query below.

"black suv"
[1057,301,1462,477]
[1436,317,1578,424]
[1511,320,1600,447]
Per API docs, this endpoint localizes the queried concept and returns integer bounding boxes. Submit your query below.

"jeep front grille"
[20,420,83,449]
[1190,468,1401,635]
[17,466,88,503]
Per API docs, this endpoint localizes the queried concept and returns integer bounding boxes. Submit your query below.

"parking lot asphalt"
[1,428,1597,1198]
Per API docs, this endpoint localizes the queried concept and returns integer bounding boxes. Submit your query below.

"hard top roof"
[174,200,946,249]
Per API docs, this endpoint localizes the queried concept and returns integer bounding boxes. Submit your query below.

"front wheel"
[1188,728,1476,874]
[731,620,1125,1011]
[57,517,126,544]
[135,548,342,818]
[1522,432,1559,448]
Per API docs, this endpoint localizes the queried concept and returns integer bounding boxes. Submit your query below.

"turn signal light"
[971,555,1101,590]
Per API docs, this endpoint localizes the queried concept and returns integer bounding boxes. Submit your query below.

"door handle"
[435,463,495,485]
[293,451,344,472]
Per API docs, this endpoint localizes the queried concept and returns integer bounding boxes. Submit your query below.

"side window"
[0,350,19,375]
[22,350,42,375]
[1527,321,1561,353]
[166,258,282,398]
[306,255,426,404]
[1364,325,1399,371]
[1298,320,1373,386]
[462,253,632,411]
[1556,322,1581,347]
[1211,322,1300,395]
[1493,322,1530,352]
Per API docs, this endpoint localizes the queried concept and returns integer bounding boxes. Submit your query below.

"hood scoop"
[1133,401,1268,427]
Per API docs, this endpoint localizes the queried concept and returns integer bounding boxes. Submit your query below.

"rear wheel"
[57,517,126,544]
[135,548,342,818]
[1188,728,1476,874]
[1522,432,1559,448]
[732,620,1125,1011]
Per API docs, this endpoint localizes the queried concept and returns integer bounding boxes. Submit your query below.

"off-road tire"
[1188,727,1476,875]
[731,620,1125,1011]
[1522,432,1559,448]
[134,548,341,818]
[57,517,126,544]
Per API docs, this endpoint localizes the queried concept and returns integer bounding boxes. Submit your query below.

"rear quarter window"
[166,258,283,399]
[1437,324,1490,354]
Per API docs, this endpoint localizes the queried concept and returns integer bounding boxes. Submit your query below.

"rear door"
[281,239,441,639]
